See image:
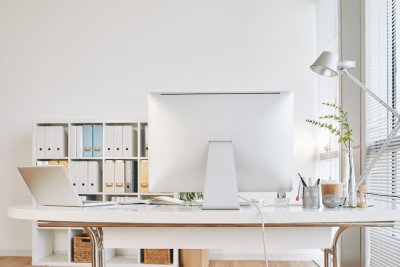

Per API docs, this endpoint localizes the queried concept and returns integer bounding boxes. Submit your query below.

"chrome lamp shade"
[310,51,339,77]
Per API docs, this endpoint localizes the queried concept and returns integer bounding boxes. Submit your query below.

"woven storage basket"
[142,249,172,264]
[73,235,92,263]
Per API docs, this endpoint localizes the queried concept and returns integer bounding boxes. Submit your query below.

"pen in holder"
[302,185,320,209]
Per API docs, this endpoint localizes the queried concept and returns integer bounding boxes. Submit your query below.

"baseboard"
[0,249,32,257]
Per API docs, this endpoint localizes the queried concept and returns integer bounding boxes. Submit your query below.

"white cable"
[240,196,268,267]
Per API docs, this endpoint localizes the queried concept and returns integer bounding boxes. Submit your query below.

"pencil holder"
[302,186,320,209]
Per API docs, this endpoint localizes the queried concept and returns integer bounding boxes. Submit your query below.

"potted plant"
[179,192,203,203]
[306,102,356,207]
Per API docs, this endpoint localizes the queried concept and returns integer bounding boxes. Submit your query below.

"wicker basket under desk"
[73,235,92,263]
[141,249,173,264]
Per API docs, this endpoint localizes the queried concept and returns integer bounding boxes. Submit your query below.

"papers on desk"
[119,196,183,206]
[102,204,155,210]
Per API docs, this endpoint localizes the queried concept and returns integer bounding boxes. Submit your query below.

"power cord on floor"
[239,196,268,267]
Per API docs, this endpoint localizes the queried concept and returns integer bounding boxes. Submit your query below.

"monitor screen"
[148,92,293,199]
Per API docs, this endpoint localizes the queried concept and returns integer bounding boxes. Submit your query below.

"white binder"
[104,160,115,193]
[78,161,88,194]
[114,160,125,193]
[44,126,55,158]
[124,161,133,193]
[70,126,77,159]
[54,126,67,158]
[105,126,114,157]
[76,126,83,159]
[88,161,100,194]
[122,125,134,157]
[144,125,148,157]
[68,161,79,191]
[36,126,45,159]
[113,125,123,157]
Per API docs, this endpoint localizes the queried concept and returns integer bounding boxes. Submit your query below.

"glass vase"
[343,147,357,208]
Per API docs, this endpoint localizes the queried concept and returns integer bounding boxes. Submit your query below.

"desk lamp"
[310,51,400,198]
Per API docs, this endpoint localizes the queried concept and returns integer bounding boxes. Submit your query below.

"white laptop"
[18,166,114,207]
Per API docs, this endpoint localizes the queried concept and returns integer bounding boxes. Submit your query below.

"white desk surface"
[8,203,400,251]
[8,203,400,224]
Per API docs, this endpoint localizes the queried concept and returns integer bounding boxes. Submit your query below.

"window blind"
[365,0,400,266]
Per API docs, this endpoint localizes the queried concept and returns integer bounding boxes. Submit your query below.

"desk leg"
[324,248,331,267]
[85,227,105,267]
[324,226,349,267]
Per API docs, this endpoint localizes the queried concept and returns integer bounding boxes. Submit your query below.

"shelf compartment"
[35,254,72,266]
[107,255,139,265]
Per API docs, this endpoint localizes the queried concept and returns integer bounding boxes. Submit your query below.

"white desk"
[8,204,399,267]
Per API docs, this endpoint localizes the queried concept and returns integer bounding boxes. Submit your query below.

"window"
[365,0,400,266]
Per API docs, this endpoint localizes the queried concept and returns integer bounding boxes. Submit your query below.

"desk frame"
[37,221,394,267]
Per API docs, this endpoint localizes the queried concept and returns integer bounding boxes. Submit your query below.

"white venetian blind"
[365,0,400,266]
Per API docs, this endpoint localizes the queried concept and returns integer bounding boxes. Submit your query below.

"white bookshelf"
[32,120,178,267]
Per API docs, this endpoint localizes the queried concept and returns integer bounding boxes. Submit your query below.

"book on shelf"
[53,126,67,158]
[36,125,67,159]
[38,160,69,172]
[88,161,100,194]
[139,160,148,193]
[93,125,103,157]
[70,125,77,158]
[114,160,125,193]
[76,126,83,158]
[78,161,88,194]
[125,161,133,193]
[104,160,115,193]
[122,125,135,157]
[113,125,123,157]
[82,125,93,157]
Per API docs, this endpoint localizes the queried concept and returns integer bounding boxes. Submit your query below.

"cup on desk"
[302,186,320,209]
[320,181,343,208]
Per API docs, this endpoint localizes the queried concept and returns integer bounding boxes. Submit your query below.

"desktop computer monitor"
[148,92,293,209]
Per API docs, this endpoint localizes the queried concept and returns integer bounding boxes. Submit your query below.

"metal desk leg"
[324,226,349,267]
[324,248,331,267]
[85,227,105,267]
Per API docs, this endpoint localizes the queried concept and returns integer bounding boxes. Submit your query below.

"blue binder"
[82,125,93,157]
[92,125,103,157]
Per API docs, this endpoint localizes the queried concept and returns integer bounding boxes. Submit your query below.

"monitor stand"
[202,141,240,210]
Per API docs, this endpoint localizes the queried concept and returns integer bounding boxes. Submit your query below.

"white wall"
[0,0,317,254]
[315,0,340,182]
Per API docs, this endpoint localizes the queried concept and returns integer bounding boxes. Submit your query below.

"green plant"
[179,192,203,202]
[306,102,353,149]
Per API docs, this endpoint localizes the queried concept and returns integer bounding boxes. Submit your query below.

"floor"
[0,257,318,267]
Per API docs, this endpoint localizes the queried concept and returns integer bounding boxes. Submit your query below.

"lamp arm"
[342,69,400,119]
[341,69,400,189]
[355,120,400,189]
